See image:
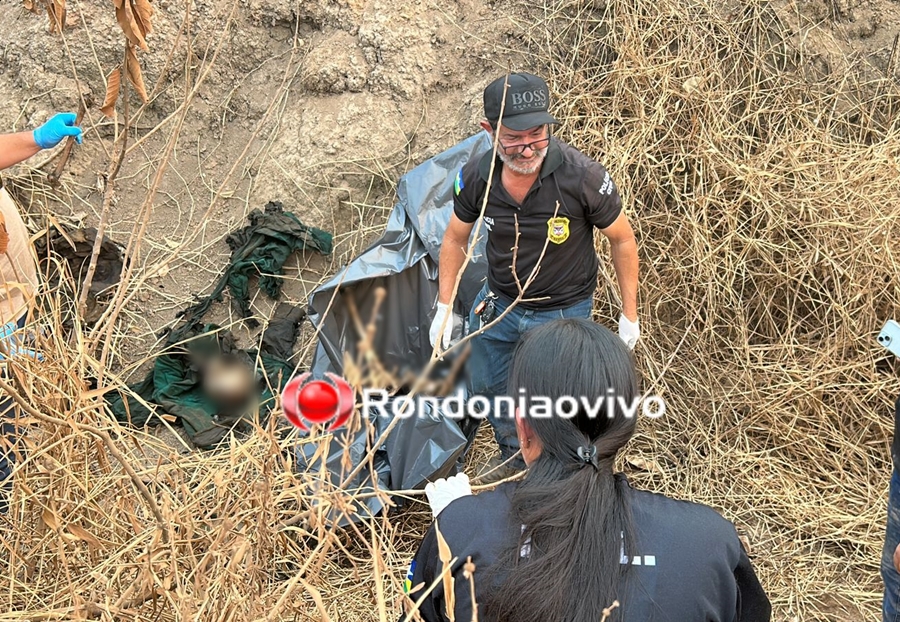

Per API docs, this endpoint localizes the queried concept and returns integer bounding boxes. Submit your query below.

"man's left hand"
[618,314,640,350]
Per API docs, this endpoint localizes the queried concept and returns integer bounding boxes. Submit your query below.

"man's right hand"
[429,301,459,349]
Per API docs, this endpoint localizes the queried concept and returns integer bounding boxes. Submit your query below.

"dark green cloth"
[175,201,332,333]
[106,324,295,449]
[106,204,331,448]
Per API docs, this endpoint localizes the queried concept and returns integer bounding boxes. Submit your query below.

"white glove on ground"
[618,314,640,350]
[429,302,460,349]
[425,473,472,517]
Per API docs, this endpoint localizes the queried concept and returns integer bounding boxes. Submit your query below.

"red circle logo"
[282,372,355,431]
[297,381,339,424]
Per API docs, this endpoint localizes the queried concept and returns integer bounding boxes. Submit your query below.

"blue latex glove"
[0,321,43,362]
[32,112,83,149]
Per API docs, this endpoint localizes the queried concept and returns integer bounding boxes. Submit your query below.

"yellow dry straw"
[0,0,898,619]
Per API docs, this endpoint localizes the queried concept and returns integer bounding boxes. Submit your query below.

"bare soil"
[2,0,900,618]
[1,0,896,363]
[0,0,527,369]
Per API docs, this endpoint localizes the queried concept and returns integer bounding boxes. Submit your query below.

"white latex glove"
[429,301,460,349]
[425,473,472,517]
[618,314,640,350]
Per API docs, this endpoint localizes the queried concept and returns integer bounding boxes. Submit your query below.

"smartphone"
[878,319,900,359]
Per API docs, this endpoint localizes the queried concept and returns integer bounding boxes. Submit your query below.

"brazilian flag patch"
[404,559,417,593]
[454,170,464,196]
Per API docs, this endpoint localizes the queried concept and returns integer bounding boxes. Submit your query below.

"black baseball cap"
[483,72,559,131]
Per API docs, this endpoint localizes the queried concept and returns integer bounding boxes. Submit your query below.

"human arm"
[582,163,639,325]
[599,211,639,323]
[400,524,442,622]
[438,213,475,305]
[734,549,771,621]
[0,321,42,361]
[400,515,480,622]
[429,165,480,349]
[0,132,41,170]
[0,113,83,171]
[429,213,475,349]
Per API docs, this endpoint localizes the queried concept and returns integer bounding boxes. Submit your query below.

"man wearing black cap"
[430,72,640,480]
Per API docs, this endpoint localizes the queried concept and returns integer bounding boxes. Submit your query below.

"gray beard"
[498,146,549,175]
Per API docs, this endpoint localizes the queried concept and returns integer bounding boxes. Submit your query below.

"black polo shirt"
[452,137,622,310]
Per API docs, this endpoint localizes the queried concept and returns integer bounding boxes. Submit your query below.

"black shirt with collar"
[401,480,772,622]
[452,137,622,310]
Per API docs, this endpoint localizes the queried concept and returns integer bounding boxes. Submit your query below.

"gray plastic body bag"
[294,133,493,523]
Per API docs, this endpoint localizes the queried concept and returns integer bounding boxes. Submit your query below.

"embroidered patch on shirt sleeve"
[598,170,614,196]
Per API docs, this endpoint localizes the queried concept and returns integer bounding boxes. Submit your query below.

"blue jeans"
[0,313,27,514]
[465,284,593,466]
[884,468,900,621]
[0,390,14,514]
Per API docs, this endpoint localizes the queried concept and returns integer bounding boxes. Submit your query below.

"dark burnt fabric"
[174,201,332,333]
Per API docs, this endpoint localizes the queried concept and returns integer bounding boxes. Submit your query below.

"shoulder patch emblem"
[599,171,613,195]
[547,216,570,244]
[403,559,417,593]
[454,170,465,196]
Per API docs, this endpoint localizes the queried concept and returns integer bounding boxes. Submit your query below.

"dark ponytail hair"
[482,318,639,622]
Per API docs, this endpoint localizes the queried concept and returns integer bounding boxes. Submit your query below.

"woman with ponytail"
[402,318,770,621]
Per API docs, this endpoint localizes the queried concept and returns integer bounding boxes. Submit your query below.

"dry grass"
[528,0,900,618]
[0,0,897,620]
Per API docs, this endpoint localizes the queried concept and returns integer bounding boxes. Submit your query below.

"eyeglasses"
[497,135,551,155]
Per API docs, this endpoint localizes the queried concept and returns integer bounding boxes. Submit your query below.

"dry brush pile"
[1,0,898,620]
[533,0,900,618]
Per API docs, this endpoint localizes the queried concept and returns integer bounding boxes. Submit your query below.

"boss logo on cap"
[510,89,548,110]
